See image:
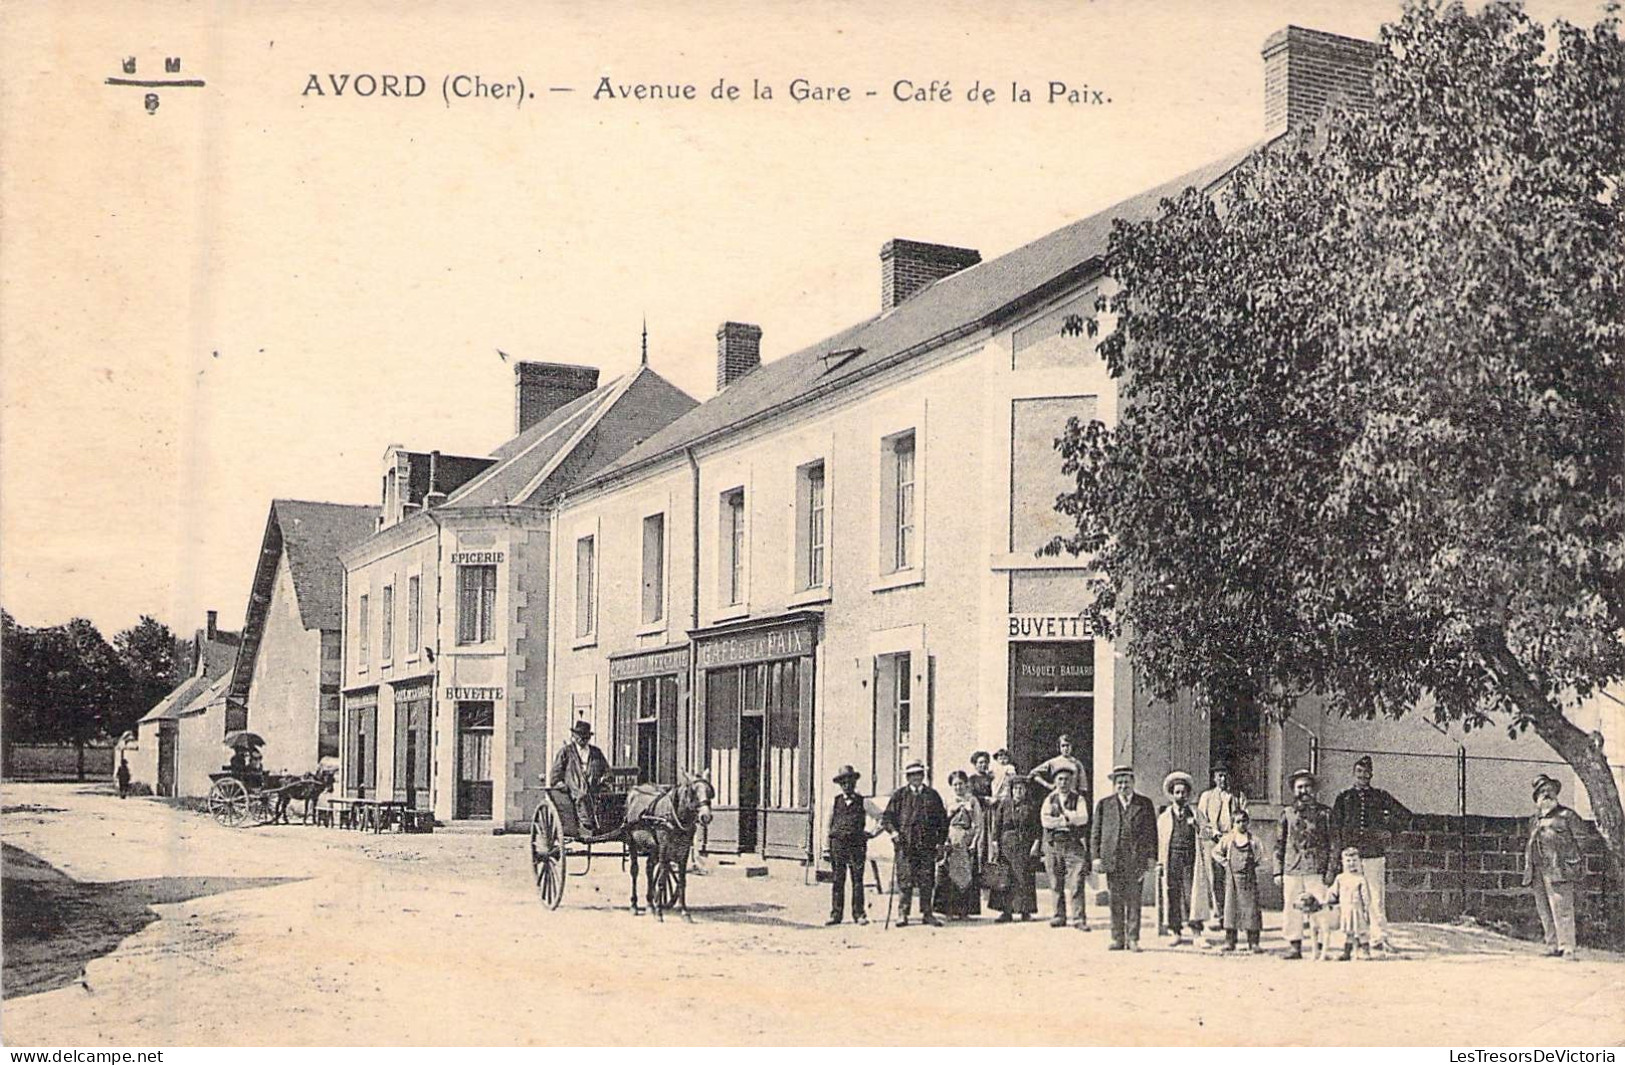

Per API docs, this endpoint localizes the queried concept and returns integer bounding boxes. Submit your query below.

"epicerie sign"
[1006,614,1093,640]
[445,686,503,701]
[451,551,504,565]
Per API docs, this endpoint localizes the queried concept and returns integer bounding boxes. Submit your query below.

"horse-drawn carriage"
[204,731,333,828]
[528,769,714,919]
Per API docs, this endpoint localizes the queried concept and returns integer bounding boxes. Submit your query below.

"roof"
[228,498,378,704]
[138,674,214,725]
[587,143,1261,486]
[174,673,231,719]
[272,500,380,630]
[443,365,697,509]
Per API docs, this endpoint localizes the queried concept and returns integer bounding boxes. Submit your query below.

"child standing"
[1214,809,1265,952]
[1328,846,1374,960]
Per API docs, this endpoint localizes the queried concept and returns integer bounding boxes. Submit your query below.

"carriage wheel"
[207,778,249,828]
[651,858,682,914]
[252,792,278,826]
[530,801,566,910]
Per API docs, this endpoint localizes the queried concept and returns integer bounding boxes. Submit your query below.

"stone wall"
[1385,813,1617,947]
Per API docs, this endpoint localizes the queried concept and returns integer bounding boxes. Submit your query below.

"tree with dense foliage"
[113,615,184,734]
[1046,1,1625,928]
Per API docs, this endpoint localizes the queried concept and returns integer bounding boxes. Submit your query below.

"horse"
[616,772,714,921]
[272,768,336,825]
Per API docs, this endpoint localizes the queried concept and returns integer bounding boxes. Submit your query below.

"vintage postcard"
[3,0,1622,1050]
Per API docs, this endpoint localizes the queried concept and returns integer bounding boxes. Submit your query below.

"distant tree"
[25,618,132,779]
[1046,2,1625,929]
[113,615,183,733]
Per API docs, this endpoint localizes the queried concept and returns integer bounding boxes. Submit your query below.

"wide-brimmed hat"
[903,759,927,776]
[1289,768,1316,788]
[1531,774,1561,801]
[833,764,861,784]
[1163,770,1195,797]
[1109,765,1135,782]
[570,720,594,737]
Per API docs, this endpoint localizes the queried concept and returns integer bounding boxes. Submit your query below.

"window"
[318,693,340,760]
[894,436,915,570]
[796,461,827,591]
[873,652,916,795]
[641,514,665,626]
[357,594,370,667]
[380,584,394,662]
[574,535,596,639]
[456,565,497,645]
[880,431,918,574]
[406,575,421,658]
[722,489,746,606]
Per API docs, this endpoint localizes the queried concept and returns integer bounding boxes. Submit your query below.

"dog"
[1295,889,1340,961]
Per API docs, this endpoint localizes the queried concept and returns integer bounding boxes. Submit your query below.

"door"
[760,656,815,860]
[1009,642,1096,799]
[157,725,176,797]
[702,667,741,852]
[394,693,431,809]
[456,701,494,819]
[738,715,763,853]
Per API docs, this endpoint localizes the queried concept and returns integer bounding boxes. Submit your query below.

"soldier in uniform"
[1331,755,1409,953]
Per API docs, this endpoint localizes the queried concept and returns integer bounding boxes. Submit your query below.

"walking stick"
[884,856,899,929]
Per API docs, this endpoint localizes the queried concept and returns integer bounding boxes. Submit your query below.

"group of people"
[828,744,1461,959]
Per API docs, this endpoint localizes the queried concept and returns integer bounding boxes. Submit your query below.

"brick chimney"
[716,322,762,391]
[514,362,601,434]
[1262,26,1379,139]
[206,610,218,640]
[880,239,981,310]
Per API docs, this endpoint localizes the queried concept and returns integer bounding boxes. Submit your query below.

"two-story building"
[338,360,696,828]
[545,25,1625,869]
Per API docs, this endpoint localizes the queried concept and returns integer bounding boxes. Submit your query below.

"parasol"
[222,730,266,749]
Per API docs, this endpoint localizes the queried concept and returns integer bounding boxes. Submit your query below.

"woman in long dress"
[935,770,983,918]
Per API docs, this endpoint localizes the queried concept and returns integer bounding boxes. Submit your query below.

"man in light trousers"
[1332,754,1409,953]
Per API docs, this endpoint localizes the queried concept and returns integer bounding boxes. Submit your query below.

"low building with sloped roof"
[128,611,241,797]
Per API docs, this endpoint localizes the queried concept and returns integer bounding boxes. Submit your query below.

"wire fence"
[1312,743,1625,820]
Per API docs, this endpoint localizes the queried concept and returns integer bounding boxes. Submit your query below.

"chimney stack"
[206,610,218,640]
[1262,26,1379,139]
[514,362,601,434]
[716,322,762,391]
[880,239,981,310]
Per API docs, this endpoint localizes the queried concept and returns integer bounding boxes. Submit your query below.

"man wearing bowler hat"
[550,718,610,833]
[1091,765,1158,950]
[882,759,949,927]
[827,765,882,925]
[1331,755,1408,953]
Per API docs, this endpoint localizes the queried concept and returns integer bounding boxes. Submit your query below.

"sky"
[1,0,1612,638]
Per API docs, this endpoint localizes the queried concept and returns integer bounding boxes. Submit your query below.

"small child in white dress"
[1327,846,1374,961]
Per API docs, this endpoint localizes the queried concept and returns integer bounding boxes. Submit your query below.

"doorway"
[738,715,763,852]
[1009,642,1096,797]
[456,701,494,819]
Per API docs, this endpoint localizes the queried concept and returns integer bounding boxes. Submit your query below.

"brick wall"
[1385,813,1618,947]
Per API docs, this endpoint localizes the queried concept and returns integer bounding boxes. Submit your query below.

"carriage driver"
[550,719,611,833]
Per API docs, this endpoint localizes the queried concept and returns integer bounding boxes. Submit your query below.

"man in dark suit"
[1091,764,1159,950]
[882,759,949,927]
[549,719,610,832]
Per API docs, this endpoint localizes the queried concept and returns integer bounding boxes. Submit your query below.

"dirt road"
[3,782,1621,1046]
